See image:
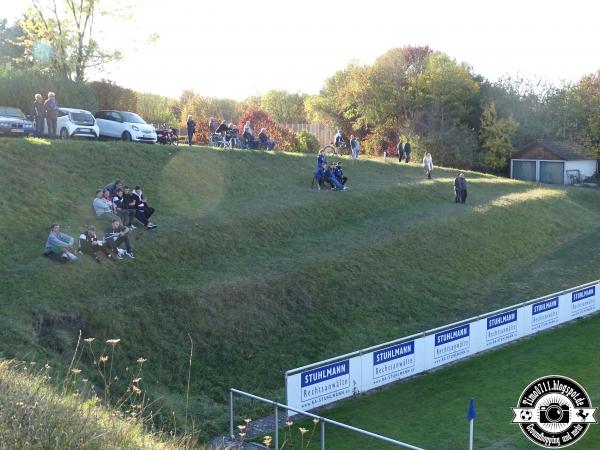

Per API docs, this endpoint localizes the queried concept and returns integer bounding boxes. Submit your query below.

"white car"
[94,110,157,143]
[46,107,100,139]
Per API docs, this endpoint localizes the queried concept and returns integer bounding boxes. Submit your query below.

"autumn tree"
[479,102,518,172]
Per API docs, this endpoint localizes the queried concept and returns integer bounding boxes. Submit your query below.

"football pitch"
[296,313,600,449]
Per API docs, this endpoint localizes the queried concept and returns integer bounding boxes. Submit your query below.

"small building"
[511,140,597,185]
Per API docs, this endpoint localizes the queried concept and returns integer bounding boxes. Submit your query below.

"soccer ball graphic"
[521,410,533,421]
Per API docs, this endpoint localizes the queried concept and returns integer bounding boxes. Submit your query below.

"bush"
[0,66,96,114]
[292,130,320,154]
[88,80,137,112]
[237,108,295,151]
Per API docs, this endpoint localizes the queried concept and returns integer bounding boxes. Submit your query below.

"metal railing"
[229,388,423,450]
[286,279,599,377]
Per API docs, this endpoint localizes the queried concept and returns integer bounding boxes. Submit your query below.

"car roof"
[59,107,93,114]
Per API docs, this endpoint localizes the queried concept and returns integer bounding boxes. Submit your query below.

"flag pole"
[467,398,476,450]
[469,418,474,450]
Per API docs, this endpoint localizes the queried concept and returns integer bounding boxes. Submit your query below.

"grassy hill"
[1,137,600,441]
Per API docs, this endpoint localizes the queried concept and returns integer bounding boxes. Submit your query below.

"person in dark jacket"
[334,162,347,185]
[215,120,229,134]
[132,186,157,229]
[44,92,59,138]
[453,173,461,203]
[325,164,344,190]
[186,115,196,146]
[33,94,46,137]
[104,219,134,259]
[396,140,404,162]
[78,224,113,263]
[104,180,123,197]
[315,164,326,189]
[112,188,136,227]
[317,150,327,170]
[258,128,275,150]
[403,141,411,163]
[458,172,468,203]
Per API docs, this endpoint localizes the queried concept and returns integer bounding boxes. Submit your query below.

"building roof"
[514,140,595,160]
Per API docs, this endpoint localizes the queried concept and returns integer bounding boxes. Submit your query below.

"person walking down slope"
[186,115,196,146]
[44,92,59,138]
[404,141,411,163]
[458,172,468,203]
[423,152,433,179]
[44,223,78,263]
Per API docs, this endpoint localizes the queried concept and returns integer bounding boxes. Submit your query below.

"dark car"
[0,106,35,137]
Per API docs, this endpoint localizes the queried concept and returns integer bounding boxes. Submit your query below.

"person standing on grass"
[458,172,468,203]
[350,135,360,159]
[44,92,59,138]
[396,140,404,163]
[423,152,433,179]
[186,115,196,146]
[454,173,461,203]
[404,140,411,163]
[32,94,46,137]
[44,223,78,262]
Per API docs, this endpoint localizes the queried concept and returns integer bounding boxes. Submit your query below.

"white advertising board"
[286,356,361,414]
[286,282,600,413]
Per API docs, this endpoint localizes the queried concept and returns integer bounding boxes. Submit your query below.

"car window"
[110,112,123,122]
[58,110,68,117]
[69,111,95,124]
[95,111,105,119]
[120,112,146,124]
[0,106,26,118]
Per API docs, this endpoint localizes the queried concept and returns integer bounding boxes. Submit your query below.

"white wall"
[564,160,598,184]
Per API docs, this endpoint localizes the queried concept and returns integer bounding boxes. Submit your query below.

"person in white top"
[423,152,433,179]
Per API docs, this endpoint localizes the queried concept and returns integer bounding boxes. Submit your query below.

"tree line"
[1,3,600,170]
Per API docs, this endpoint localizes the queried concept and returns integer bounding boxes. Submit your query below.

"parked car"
[94,110,157,143]
[46,107,99,139]
[0,106,35,137]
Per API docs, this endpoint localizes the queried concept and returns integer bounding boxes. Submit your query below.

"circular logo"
[512,375,597,447]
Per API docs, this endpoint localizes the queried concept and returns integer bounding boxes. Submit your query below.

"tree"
[260,90,307,123]
[18,0,122,81]
[0,18,27,67]
[88,79,137,111]
[479,102,518,172]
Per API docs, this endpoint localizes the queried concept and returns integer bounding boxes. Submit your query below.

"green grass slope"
[1,137,600,440]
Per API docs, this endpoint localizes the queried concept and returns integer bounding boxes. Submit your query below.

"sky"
[4,0,600,100]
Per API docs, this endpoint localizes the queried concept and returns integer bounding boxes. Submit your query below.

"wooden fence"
[284,123,335,148]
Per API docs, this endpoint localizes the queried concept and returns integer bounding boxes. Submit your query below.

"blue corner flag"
[467,398,476,421]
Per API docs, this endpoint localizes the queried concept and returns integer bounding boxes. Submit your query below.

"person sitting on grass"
[78,224,113,263]
[104,179,123,197]
[315,163,327,189]
[112,188,136,228]
[242,121,258,149]
[334,162,348,186]
[215,120,229,135]
[258,128,276,150]
[104,219,135,259]
[44,223,78,263]
[132,186,157,229]
[325,164,345,190]
[93,189,120,222]
[317,150,327,170]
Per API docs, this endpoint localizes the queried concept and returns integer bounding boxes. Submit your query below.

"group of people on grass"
[44,180,158,264]
[313,143,469,202]
[189,117,276,150]
[334,130,360,159]
[32,91,59,138]
[315,151,348,190]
